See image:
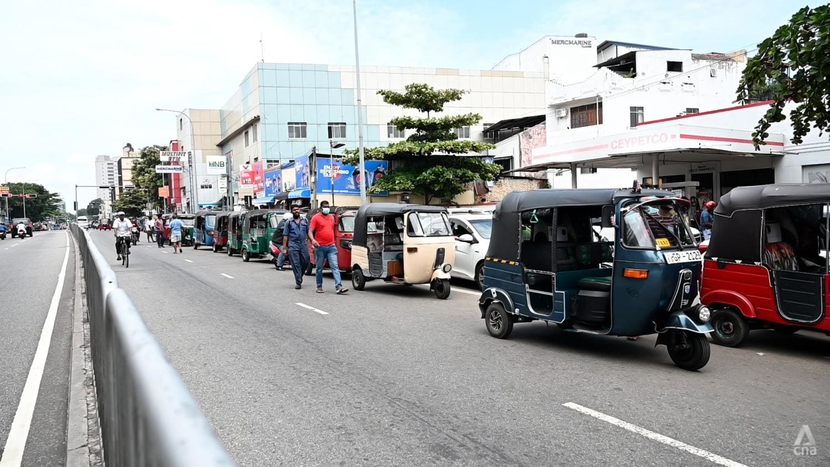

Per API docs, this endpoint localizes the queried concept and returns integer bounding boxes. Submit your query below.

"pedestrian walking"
[283,205,310,289]
[146,218,154,242]
[154,216,166,248]
[272,212,291,270]
[308,201,348,294]
[169,214,184,253]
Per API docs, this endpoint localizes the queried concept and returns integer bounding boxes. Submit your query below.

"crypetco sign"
[610,133,674,150]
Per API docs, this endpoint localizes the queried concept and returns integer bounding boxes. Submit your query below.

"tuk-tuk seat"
[578,276,612,292]
[575,242,614,268]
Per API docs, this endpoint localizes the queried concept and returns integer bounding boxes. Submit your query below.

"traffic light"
[74,201,78,211]
[0,193,11,198]
[18,194,37,198]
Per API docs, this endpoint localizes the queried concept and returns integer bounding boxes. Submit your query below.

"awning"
[275,192,290,201]
[199,198,224,208]
[252,195,276,206]
[483,115,545,134]
[288,189,311,199]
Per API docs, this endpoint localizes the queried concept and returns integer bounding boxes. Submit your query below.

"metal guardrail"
[70,224,235,467]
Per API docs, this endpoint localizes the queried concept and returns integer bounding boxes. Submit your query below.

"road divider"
[563,402,746,467]
[296,303,329,315]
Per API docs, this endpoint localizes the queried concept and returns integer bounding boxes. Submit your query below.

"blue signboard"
[315,158,389,196]
[295,154,311,191]
[264,169,283,197]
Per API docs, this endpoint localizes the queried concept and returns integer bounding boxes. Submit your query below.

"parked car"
[448,209,493,289]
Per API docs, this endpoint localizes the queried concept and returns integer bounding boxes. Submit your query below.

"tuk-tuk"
[227,211,245,256]
[240,209,279,261]
[307,206,359,275]
[193,210,218,250]
[350,204,455,299]
[212,212,230,253]
[479,186,713,371]
[163,214,196,246]
[702,184,830,347]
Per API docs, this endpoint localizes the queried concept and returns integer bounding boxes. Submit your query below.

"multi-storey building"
[94,155,116,216]
[116,144,140,199]
[166,109,224,211]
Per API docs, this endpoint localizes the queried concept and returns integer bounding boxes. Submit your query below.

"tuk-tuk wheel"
[709,308,748,347]
[433,279,451,299]
[194,243,198,250]
[485,303,513,339]
[242,248,250,262]
[304,263,314,276]
[227,247,233,257]
[213,243,219,253]
[667,331,710,371]
[474,262,485,291]
[352,268,366,290]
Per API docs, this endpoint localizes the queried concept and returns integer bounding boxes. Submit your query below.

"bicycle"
[118,236,130,268]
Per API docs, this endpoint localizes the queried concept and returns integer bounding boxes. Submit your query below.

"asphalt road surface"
[0,230,74,467]
[90,230,829,467]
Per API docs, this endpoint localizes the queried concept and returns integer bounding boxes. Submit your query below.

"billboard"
[239,164,254,188]
[252,161,265,195]
[315,158,389,195]
[264,169,284,197]
[206,156,226,175]
[295,154,311,190]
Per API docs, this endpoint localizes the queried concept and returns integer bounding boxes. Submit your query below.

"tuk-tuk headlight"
[698,306,711,323]
[442,264,452,273]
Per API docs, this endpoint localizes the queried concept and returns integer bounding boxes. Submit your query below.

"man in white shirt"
[113,211,133,261]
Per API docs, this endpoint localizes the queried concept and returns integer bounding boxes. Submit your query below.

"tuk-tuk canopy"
[708,184,830,264]
[353,203,448,245]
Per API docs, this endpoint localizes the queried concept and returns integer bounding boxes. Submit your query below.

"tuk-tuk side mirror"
[601,205,614,228]
[457,234,476,244]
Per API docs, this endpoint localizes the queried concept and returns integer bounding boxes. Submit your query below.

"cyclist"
[113,211,133,261]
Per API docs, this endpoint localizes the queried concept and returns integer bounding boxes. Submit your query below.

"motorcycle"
[130,226,140,245]
[269,242,290,270]
[0,230,6,240]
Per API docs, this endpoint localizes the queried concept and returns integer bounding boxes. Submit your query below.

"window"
[288,122,307,139]
[407,212,452,237]
[622,201,695,249]
[327,122,346,139]
[179,118,183,131]
[580,167,597,175]
[709,68,717,78]
[667,61,683,72]
[482,123,496,140]
[252,124,258,143]
[387,123,405,139]
[630,107,644,127]
[570,103,603,129]
[244,130,250,147]
[686,108,700,114]
[454,126,471,139]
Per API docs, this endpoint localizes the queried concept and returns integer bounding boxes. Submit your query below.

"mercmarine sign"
[551,38,592,48]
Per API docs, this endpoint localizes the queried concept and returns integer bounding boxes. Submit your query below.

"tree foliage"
[737,5,830,147]
[131,145,168,209]
[3,182,63,221]
[76,208,88,217]
[87,198,103,216]
[113,189,148,217]
[343,83,498,203]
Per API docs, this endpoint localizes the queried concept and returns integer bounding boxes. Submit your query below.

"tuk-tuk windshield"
[339,214,355,233]
[622,200,696,250]
[205,216,216,229]
[180,218,195,227]
[407,212,452,237]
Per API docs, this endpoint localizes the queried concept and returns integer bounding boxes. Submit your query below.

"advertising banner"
[206,156,227,175]
[159,186,170,198]
[252,161,265,195]
[294,155,311,190]
[264,169,283,197]
[239,164,254,188]
[315,158,389,195]
[282,165,296,193]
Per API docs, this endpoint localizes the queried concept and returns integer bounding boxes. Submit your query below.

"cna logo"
[793,425,817,456]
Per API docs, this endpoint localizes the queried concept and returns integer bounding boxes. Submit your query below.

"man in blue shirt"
[283,205,310,289]
[169,214,184,254]
[701,201,715,240]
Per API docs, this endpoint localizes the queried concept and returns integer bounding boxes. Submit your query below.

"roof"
[715,184,830,215]
[484,115,545,134]
[497,188,677,213]
[356,203,448,218]
[596,40,681,52]
[595,51,638,69]
[243,209,278,218]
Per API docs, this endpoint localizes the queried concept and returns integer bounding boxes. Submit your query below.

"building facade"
[94,155,117,217]
[170,109,224,211]
[116,144,140,199]
[214,62,547,206]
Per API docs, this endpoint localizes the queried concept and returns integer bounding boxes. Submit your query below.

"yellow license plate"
[656,238,671,247]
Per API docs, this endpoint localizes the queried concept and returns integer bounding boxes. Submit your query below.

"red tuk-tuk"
[702,184,830,347]
[306,206,358,275]
[212,212,230,252]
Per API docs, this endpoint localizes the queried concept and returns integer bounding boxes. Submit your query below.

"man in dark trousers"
[283,205,310,289]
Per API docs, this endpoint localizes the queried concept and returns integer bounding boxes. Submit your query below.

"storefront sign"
[610,133,674,150]
[239,164,254,188]
[159,186,170,198]
[218,177,228,191]
[690,163,717,174]
[199,178,213,190]
[206,156,226,175]
[550,38,592,48]
[155,165,183,174]
[160,150,192,162]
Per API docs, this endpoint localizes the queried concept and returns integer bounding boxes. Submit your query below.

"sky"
[0,0,805,210]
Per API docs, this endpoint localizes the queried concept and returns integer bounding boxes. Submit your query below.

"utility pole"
[352,0,367,205]
[309,146,318,210]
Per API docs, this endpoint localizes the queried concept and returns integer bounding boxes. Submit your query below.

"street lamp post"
[4,167,25,222]
[352,0,367,205]
[156,108,199,213]
[329,140,346,205]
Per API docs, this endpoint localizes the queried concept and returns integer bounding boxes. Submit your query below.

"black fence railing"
[70,224,235,466]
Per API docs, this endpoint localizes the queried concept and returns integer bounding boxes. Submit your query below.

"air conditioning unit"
[555,108,568,119]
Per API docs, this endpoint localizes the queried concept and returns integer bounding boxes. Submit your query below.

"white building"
[168,109,224,211]
[94,155,116,216]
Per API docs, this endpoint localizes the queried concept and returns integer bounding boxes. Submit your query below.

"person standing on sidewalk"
[283,205,310,289]
[169,214,184,254]
[308,201,348,294]
[154,216,166,248]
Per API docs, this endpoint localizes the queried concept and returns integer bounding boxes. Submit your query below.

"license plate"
[656,238,671,247]
[664,250,702,264]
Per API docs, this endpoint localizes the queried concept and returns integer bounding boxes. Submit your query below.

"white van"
[77,216,89,229]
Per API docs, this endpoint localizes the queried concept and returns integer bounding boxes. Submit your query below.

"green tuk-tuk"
[240,209,272,262]
[227,211,246,256]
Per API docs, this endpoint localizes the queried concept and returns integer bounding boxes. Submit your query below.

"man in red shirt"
[308,201,348,294]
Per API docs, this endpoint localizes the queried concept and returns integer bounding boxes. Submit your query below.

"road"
[90,229,830,467]
[0,230,74,466]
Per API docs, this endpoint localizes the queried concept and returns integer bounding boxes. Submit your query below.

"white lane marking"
[563,403,746,467]
[221,273,234,279]
[0,231,70,467]
[162,250,168,254]
[296,302,329,315]
[184,259,193,263]
[10,243,20,248]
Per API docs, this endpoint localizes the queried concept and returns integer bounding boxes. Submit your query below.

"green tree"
[344,83,500,203]
[737,5,830,147]
[76,208,88,217]
[4,182,63,221]
[87,198,103,216]
[131,145,168,209]
[113,189,148,217]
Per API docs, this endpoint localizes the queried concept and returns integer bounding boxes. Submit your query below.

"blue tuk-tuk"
[479,185,713,371]
[193,209,218,250]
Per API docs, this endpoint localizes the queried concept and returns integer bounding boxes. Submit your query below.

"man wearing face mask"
[283,205,310,289]
[308,201,348,294]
